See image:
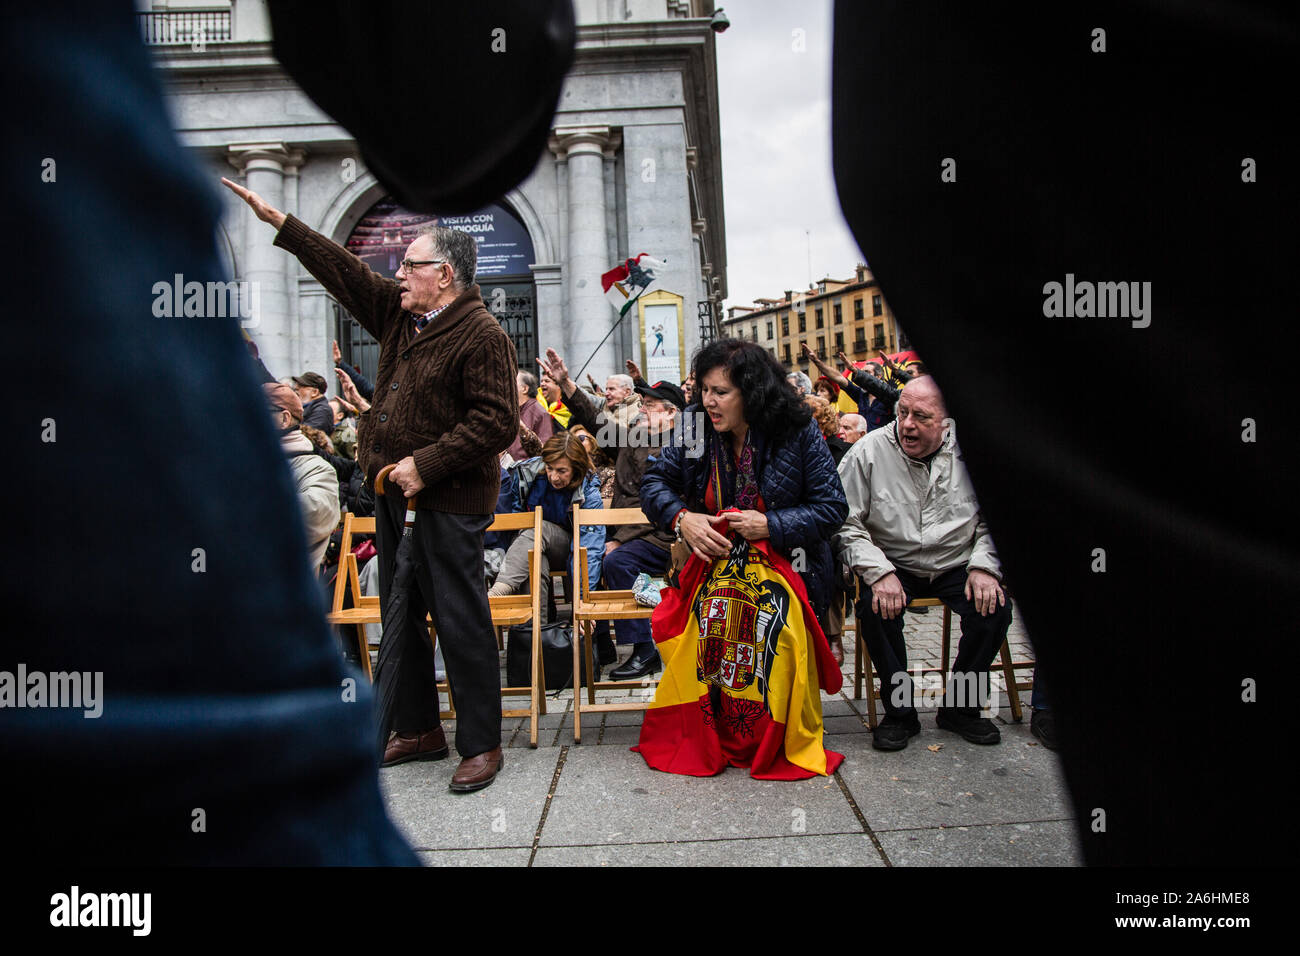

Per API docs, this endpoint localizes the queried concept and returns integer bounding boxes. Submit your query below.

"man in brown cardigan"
[223,178,517,792]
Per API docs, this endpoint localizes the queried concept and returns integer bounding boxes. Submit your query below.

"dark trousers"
[375,497,501,757]
[857,566,1011,718]
[598,537,671,646]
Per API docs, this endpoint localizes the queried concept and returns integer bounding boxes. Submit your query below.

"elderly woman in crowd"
[634,339,848,779]
[568,424,616,504]
[806,394,851,466]
[488,432,604,619]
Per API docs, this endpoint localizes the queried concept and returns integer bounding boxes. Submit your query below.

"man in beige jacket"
[265,383,339,576]
[834,377,1011,751]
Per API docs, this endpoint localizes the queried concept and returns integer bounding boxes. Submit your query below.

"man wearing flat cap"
[292,371,335,433]
[538,348,687,680]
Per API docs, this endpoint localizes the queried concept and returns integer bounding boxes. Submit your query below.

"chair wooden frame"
[432,506,549,747]
[849,586,1033,728]
[568,505,661,744]
[326,512,379,681]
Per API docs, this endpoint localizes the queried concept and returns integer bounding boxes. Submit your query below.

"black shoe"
[596,633,618,666]
[936,708,1001,744]
[906,604,930,614]
[608,644,661,681]
[1030,708,1059,750]
[872,712,922,751]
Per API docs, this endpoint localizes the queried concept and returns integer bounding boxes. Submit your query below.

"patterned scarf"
[709,428,760,512]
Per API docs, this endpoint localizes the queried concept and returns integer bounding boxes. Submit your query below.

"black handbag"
[506,621,593,691]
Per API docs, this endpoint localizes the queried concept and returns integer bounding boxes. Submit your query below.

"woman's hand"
[680,512,732,561]
[722,509,769,542]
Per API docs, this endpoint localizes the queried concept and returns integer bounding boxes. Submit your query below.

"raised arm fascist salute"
[223,177,517,792]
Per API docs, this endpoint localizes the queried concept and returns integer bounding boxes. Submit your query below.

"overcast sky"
[715,0,864,312]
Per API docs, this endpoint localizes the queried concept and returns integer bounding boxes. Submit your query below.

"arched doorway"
[334,196,538,382]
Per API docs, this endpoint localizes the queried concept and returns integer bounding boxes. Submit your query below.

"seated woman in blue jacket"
[641,340,849,632]
[636,339,850,778]
[488,432,604,619]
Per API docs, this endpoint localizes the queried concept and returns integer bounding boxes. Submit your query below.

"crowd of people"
[225,174,1051,795]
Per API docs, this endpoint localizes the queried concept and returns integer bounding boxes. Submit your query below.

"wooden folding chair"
[568,505,660,743]
[851,584,1033,727]
[432,507,549,747]
[326,511,379,681]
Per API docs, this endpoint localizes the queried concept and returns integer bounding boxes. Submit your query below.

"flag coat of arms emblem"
[633,532,844,780]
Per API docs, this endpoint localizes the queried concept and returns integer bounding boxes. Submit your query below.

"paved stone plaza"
[378,606,1082,866]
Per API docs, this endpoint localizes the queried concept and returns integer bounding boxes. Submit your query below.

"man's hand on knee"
[870,572,907,620]
[964,568,1005,616]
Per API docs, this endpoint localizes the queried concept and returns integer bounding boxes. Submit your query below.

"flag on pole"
[601,254,667,317]
[633,526,844,780]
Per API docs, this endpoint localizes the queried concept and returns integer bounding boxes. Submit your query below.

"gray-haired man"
[603,372,642,427]
[223,177,517,792]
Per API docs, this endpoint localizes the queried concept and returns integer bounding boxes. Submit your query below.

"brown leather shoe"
[382,727,449,767]
[449,747,503,792]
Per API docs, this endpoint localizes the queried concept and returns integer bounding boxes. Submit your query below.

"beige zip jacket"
[833,421,1001,585]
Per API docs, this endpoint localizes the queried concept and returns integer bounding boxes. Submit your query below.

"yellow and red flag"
[633,526,844,780]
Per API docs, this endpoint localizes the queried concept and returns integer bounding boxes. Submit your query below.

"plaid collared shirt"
[414,304,448,333]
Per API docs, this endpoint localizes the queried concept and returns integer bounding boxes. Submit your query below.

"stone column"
[228,143,293,378]
[279,149,305,371]
[531,263,564,362]
[550,126,621,381]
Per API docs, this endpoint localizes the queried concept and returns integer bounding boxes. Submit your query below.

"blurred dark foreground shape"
[833,0,1297,864]
[0,0,573,865]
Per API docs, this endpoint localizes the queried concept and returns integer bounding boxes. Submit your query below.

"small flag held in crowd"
[601,254,667,316]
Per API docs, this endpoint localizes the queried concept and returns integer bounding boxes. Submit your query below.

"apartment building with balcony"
[721,263,907,376]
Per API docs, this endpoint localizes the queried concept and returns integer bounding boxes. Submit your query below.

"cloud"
[716,0,864,309]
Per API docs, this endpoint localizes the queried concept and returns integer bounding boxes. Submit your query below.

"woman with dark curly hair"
[634,339,849,779]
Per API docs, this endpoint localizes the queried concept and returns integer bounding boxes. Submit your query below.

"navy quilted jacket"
[641,410,849,618]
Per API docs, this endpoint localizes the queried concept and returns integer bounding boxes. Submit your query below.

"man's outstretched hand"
[335,368,369,412]
[221,177,286,230]
[536,348,576,397]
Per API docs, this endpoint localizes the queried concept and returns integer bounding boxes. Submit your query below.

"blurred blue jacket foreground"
[0,0,572,864]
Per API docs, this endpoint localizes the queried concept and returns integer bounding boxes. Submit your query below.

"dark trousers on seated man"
[375,493,502,757]
[598,537,670,677]
[858,565,1012,717]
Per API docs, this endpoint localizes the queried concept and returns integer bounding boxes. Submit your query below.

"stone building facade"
[141,0,726,386]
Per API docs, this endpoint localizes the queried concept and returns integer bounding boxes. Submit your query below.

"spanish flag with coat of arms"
[633,524,844,780]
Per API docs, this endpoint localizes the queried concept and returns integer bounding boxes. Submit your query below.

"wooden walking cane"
[370,464,446,754]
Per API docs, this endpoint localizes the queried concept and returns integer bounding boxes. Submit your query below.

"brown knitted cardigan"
[274,215,518,513]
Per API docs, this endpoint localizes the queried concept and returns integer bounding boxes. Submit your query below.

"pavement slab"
[376,614,1072,865]
[533,832,886,867]
[540,745,861,847]
[877,820,1082,866]
[834,718,1076,832]
[379,747,559,850]
[417,848,535,867]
